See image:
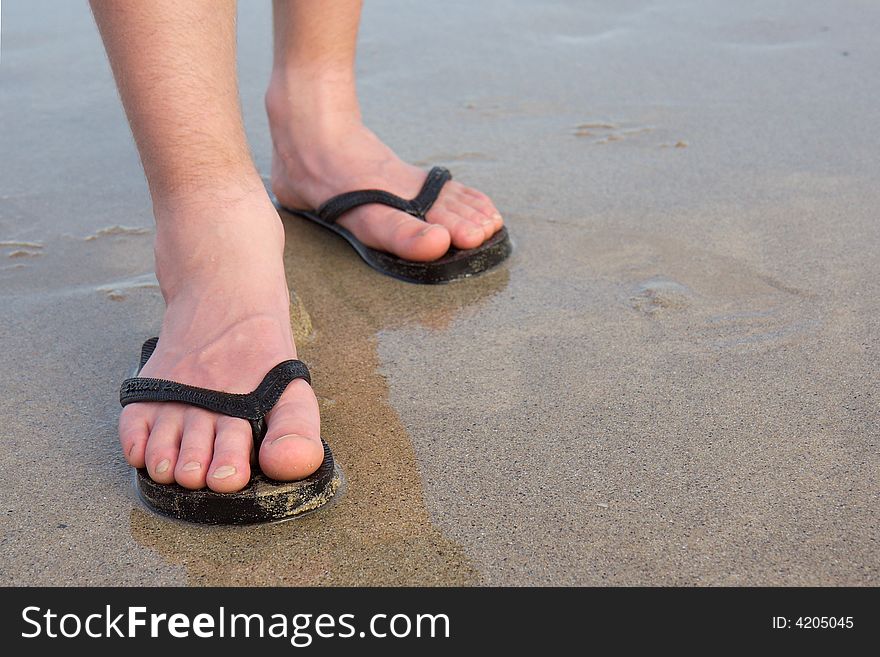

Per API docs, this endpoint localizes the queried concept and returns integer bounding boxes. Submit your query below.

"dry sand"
[1,0,877,585]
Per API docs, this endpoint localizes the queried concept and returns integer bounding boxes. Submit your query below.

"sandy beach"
[1,0,878,585]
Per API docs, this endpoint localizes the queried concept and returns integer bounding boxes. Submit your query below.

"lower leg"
[91,0,323,492]
[92,1,259,208]
[266,0,504,261]
[269,0,362,131]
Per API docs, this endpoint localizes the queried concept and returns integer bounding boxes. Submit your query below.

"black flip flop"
[277,166,512,284]
[119,337,340,525]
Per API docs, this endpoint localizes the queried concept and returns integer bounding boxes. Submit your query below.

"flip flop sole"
[282,207,512,284]
[135,438,341,525]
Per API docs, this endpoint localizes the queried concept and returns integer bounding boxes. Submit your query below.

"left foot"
[266,77,504,263]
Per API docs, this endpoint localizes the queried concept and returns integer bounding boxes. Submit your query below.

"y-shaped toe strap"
[119,338,311,446]
[316,166,452,224]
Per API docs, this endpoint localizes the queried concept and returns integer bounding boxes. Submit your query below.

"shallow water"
[1,0,878,585]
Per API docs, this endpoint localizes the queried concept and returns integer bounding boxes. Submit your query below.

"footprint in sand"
[0,240,44,261]
[630,276,694,315]
[96,272,159,301]
[84,225,151,241]
[574,121,687,149]
[574,121,654,144]
[616,239,819,352]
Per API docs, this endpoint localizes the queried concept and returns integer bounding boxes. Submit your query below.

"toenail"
[269,434,307,447]
[155,459,170,474]
[418,225,437,237]
[492,212,503,221]
[182,461,201,472]
[212,465,236,479]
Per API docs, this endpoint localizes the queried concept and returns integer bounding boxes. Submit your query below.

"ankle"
[152,191,286,299]
[150,171,268,219]
[266,71,363,149]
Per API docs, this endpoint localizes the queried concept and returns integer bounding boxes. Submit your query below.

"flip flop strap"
[316,166,452,224]
[119,338,311,445]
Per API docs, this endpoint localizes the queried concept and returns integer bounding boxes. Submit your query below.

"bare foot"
[118,189,324,492]
[266,80,504,263]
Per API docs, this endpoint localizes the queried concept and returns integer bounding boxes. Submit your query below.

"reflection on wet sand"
[128,212,510,585]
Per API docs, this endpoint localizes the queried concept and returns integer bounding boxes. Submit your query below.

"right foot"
[118,189,325,493]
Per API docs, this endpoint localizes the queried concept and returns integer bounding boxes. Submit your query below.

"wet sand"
[1,0,878,585]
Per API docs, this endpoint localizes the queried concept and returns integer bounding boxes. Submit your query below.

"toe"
[383,215,451,261]
[459,185,503,231]
[143,411,183,484]
[259,379,324,481]
[340,206,451,262]
[447,199,497,241]
[426,204,487,250]
[206,416,252,492]
[173,408,216,490]
[119,405,150,468]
